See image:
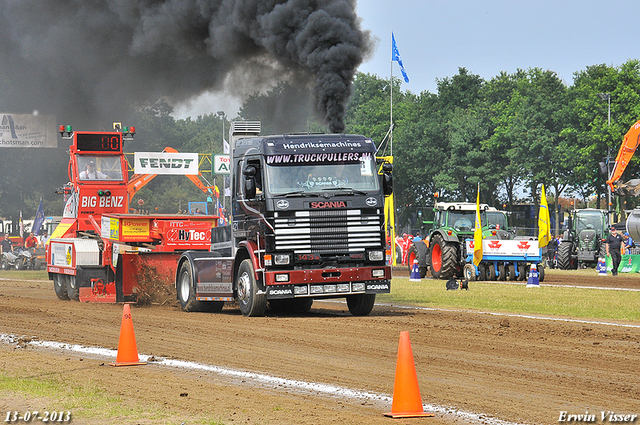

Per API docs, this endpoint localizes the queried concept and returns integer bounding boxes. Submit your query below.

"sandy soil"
[0,270,638,425]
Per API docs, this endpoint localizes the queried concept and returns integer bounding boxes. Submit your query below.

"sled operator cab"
[58,124,134,232]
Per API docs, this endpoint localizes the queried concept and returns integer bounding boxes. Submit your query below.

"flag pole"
[390,32,393,157]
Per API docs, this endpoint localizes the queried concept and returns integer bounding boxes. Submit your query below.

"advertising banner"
[134,152,198,175]
[606,255,640,273]
[0,113,57,148]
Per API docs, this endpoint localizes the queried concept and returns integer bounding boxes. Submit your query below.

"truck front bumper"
[263,265,391,299]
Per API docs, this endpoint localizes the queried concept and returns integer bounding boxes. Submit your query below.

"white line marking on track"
[0,333,525,425]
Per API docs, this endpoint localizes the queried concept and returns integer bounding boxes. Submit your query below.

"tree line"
[1,61,639,234]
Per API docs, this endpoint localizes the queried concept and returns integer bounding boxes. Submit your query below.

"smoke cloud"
[0,0,372,132]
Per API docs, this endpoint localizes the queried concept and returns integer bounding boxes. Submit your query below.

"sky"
[174,0,639,119]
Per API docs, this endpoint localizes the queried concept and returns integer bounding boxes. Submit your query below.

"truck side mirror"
[243,166,257,199]
[382,163,393,196]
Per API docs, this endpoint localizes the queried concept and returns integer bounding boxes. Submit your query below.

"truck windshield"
[265,157,380,195]
[77,156,123,181]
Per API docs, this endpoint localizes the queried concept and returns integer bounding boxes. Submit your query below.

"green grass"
[379,271,640,322]
[0,369,225,424]
[0,270,49,280]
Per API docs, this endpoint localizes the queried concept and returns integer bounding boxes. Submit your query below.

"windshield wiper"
[279,191,318,197]
[322,187,368,196]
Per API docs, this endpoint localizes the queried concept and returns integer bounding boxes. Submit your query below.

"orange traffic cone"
[383,331,434,418]
[109,304,146,367]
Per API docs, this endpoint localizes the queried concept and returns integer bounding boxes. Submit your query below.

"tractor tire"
[346,294,376,316]
[497,263,506,281]
[556,242,575,270]
[53,274,69,300]
[537,264,545,282]
[236,259,267,317]
[429,234,458,279]
[406,244,427,278]
[506,264,517,281]
[487,264,497,281]
[463,263,476,282]
[518,264,527,281]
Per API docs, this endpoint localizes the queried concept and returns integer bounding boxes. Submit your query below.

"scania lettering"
[176,121,393,317]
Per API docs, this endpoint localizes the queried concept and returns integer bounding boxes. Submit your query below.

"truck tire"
[236,259,267,317]
[53,274,69,300]
[556,242,575,270]
[66,275,79,301]
[537,264,545,282]
[177,261,224,313]
[429,234,458,279]
[407,244,427,278]
[346,293,376,316]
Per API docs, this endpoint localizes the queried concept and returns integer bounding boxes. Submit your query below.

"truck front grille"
[273,209,383,254]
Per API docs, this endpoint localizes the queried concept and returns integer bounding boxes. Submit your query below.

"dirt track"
[0,271,639,425]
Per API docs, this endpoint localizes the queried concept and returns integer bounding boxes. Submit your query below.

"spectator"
[1,233,13,255]
[605,226,624,276]
[622,232,635,253]
[39,231,49,247]
[24,232,38,249]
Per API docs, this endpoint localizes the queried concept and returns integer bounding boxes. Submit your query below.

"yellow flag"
[473,183,483,267]
[538,184,550,248]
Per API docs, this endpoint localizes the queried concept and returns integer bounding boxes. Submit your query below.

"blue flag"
[32,199,45,236]
[392,33,409,83]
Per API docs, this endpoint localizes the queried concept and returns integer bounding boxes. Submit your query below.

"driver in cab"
[79,160,108,180]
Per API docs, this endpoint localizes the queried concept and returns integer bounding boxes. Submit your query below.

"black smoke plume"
[0,0,372,132]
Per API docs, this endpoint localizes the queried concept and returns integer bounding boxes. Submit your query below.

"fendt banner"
[0,113,57,148]
[134,152,199,175]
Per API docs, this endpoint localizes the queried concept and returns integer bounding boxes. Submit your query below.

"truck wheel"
[236,259,267,317]
[53,274,69,300]
[66,275,79,301]
[556,242,575,270]
[177,261,224,312]
[346,294,376,316]
[429,234,458,279]
[497,264,506,281]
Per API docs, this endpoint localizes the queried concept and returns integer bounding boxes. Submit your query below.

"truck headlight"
[274,254,291,265]
[368,250,384,261]
[275,273,290,282]
[372,269,385,278]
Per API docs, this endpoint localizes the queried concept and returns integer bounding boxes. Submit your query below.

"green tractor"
[557,208,611,269]
[408,202,510,279]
